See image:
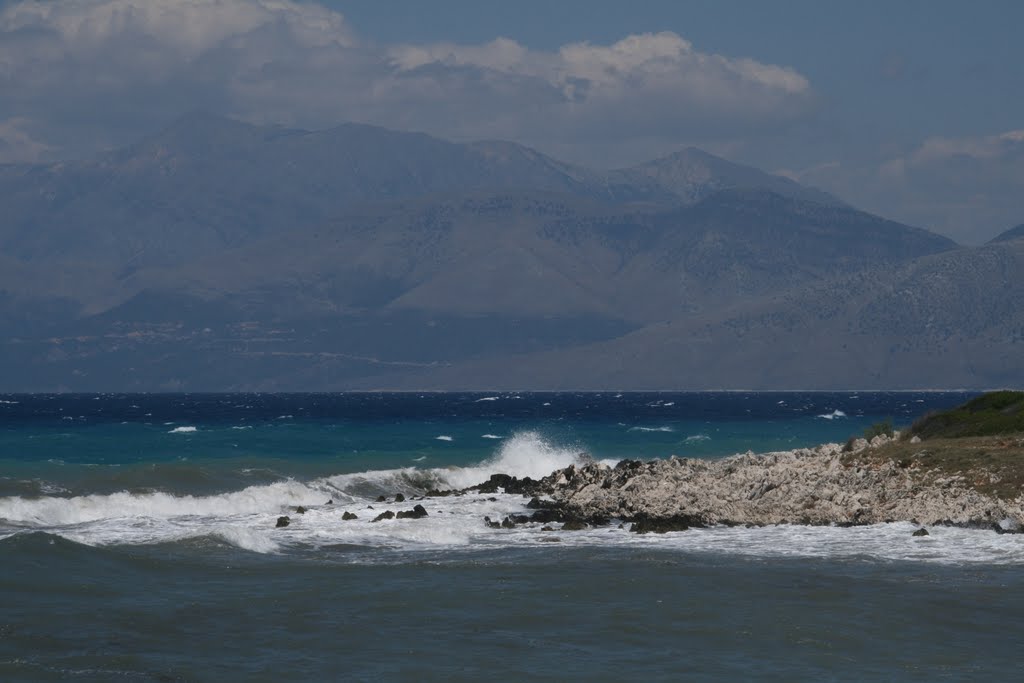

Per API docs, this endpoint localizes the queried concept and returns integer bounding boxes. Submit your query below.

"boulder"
[912,528,929,537]
[629,513,702,534]
[342,511,358,521]
[561,520,588,531]
[275,516,290,528]
[371,510,395,522]
[396,505,429,519]
[294,506,307,514]
[394,493,406,503]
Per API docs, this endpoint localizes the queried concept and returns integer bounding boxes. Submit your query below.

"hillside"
[2,114,1019,392]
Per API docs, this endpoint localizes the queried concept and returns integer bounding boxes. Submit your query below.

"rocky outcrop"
[396,505,428,519]
[529,438,1023,529]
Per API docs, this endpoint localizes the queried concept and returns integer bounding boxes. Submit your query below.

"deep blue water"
[4,392,1023,681]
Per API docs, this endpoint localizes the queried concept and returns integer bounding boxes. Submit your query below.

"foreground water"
[3,392,1022,680]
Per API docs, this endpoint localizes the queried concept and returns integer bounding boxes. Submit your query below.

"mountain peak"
[622,146,845,208]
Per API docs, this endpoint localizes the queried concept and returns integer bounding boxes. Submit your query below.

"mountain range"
[0,113,1019,391]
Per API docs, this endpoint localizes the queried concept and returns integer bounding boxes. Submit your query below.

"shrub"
[863,419,894,441]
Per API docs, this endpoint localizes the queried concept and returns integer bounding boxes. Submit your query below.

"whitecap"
[628,426,675,433]
[817,410,847,420]
[475,397,499,402]
[435,435,453,442]
[168,426,197,434]
[685,434,711,442]
[481,434,503,439]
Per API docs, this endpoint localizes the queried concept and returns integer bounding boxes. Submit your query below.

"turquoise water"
[4,392,1024,680]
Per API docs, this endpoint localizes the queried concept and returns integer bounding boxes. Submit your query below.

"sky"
[0,0,1021,243]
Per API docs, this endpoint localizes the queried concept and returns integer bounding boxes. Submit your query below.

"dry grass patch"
[844,434,1024,500]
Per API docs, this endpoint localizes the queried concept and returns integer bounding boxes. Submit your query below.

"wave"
[817,410,847,420]
[436,435,453,442]
[0,479,324,526]
[475,397,500,402]
[685,434,711,442]
[481,434,503,439]
[628,426,675,433]
[169,426,197,433]
[438,431,589,490]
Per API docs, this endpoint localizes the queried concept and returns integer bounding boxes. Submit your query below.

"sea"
[2,391,1023,681]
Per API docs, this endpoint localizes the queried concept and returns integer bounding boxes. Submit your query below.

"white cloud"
[798,130,1024,244]
[0,0,814,163]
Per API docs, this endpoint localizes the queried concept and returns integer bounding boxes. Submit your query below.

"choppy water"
[3,392,1023,680]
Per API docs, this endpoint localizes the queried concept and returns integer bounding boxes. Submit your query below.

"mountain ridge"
[1,113,1014,392]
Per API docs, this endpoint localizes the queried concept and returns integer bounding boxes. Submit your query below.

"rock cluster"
[529,438,1023,529]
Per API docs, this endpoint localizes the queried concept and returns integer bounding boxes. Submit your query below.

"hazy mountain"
[361,238,1024,391]
[0,113,838,268]
[619,147,844,207]
[3,113,1014,392]
[989,223,1024,243]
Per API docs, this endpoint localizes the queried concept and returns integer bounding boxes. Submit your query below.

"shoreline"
[460,434,1024,534]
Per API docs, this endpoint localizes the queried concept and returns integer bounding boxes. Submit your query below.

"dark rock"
[561,520,588,531]
[487,497,497,502]
[326,499,334,505]
[425,489,454,497]
[501,517,516,529]
[629,513,703,534]
[394,493,405,503]
[483,516,502,529]
[275,516,290,528]
[396,504,429,519]
[342,511,358,521]
[372,511,395,522]
[541,526,554,531]
[295,506,307,514]
[376,495,387,503]
[912,528,929,537]
[540,537,561,542]
[475,473,542,495]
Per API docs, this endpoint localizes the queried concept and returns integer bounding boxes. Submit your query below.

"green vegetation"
[908,391,1024,440]
[843,391,1024,500]
[863,419,894,441]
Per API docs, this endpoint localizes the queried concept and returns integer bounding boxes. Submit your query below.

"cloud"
[798,130,1024,244]
[0,0,815,164]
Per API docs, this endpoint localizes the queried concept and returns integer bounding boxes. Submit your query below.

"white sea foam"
[436,435,453,442]
[0,400,19,404]
[168,426,197,433]
[214,527,281,554]
[231,426,253,430]
[685,434,711,442]
[475,397,499,402]
[0,480,323,526]
[481,434,503,439]
[817,410,847,420]
[4,473,1024,564]
[628,426,675,433]
[439,431,588,490]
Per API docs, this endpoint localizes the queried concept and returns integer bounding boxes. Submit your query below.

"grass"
[846,434,1024,500]
[838,392,1024,500]
[908,390,1024,440]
